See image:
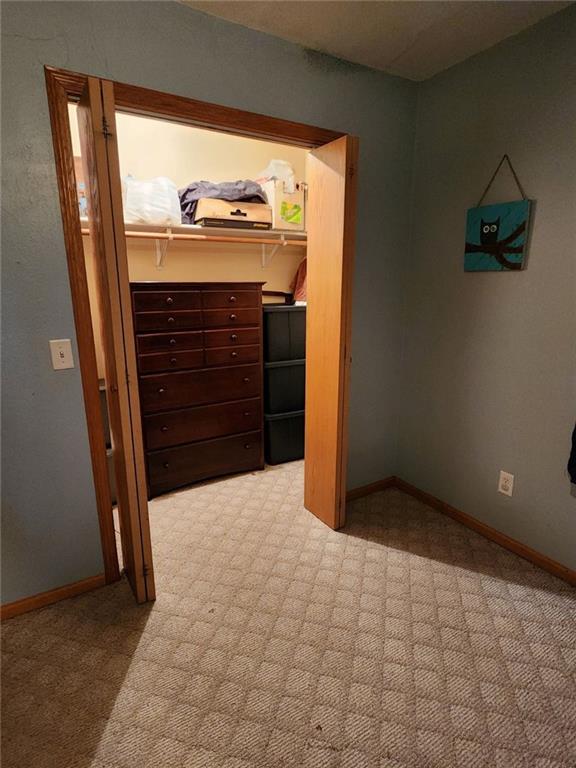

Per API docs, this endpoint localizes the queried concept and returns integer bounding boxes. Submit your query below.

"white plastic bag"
[255,160,296,194]
[122,176,181,226]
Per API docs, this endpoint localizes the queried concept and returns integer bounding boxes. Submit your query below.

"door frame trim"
[46,67,343,147]
[45,68,120,584]
[45,65,356,595]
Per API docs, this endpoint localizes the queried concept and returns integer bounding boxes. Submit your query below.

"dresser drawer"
[205,345,259,367]
[203,308,260,328]
[133,290,201,312]
[136,331,203,354]
[135,311,203,333]
[203,328,260,348]
[143,397,261,450]
[201,290,260,309]
[138,349,204,374]
[148,431,262,496]
[139,363,261,413]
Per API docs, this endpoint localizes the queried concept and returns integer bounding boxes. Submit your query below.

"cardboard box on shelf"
[194,198,272,229]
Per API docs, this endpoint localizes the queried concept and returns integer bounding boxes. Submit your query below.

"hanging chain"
[476,154,527,207]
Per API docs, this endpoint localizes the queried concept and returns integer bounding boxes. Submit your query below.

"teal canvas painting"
[464,199,532,271]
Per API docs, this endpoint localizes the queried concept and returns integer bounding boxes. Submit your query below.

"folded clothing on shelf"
[179,180,267,225]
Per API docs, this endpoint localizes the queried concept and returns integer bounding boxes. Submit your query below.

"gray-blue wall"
[398,7,576,569]
[1,2,417,602]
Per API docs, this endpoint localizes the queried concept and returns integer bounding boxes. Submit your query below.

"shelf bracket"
[261,234,287,268]
[155,228,172,269]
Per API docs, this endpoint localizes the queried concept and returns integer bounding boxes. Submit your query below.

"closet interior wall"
[69,103,307,375]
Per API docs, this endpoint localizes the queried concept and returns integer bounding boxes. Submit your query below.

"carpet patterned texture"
[2,461,575,767]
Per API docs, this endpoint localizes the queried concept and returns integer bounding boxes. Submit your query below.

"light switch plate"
[498,470,514,497]
[49,339,74,370]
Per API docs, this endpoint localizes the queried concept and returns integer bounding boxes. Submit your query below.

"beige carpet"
[2,461,575,767]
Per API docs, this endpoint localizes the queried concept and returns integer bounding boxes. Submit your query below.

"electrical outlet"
[498,470,514,497]
[49,339,74,370]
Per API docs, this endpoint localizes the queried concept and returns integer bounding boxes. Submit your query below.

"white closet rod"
[80,228,306,248]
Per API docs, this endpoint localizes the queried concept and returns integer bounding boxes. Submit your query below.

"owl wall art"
[464,200,532,271]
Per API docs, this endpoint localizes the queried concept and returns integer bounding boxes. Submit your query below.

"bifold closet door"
[305,135,358,530]
[77,77,155,603]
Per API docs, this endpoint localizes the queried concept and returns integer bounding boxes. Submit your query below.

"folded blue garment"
[179,180,267,224]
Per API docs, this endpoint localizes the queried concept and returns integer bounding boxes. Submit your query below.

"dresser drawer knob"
[167,316,176,324]
[230,334,238,342]
[170,357,178,365]
[169,338,177,345]
[244,444,252,450]
[231,351,238,358]
[243,412,251,417]
[228,296,237,303]
[243,377,250,383]
[161,425,169,432]
[163,462,170,469]
[166,296,174,305]
[158,387,166,394]
[229,313,237,321]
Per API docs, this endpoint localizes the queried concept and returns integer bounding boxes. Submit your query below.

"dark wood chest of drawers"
[131,282,264,497]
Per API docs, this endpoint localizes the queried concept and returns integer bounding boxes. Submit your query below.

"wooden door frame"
[45,65,357,590]
[45,68,120,585]
[77,78,155,603]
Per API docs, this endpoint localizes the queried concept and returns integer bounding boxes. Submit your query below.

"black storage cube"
[265,410,305,465]
[264,360,305,414]
[263,305,306,362]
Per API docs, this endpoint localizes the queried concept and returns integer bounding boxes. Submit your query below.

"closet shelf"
[80,219,307,248]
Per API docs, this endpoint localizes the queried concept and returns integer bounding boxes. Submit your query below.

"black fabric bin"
[263,305,306,362]
[264,359,305,414]
[265,410,305,465]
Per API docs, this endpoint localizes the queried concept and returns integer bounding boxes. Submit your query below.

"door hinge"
[143,564,150,577]
[102,116,113,139]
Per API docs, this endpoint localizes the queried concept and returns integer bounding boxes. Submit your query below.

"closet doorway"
[46,67,358,604]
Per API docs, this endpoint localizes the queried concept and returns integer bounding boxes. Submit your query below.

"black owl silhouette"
[480,218,500,245]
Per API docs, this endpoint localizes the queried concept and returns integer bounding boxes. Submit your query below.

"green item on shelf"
[281,201,302,225]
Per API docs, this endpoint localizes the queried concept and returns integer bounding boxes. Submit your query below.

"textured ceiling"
[184,1,571,81]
